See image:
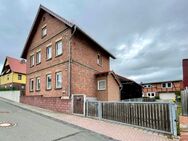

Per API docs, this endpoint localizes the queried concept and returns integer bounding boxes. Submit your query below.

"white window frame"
[55,40,63,56]
[30,79,34,92]
[18,74,22,80]
[46,46,52,60]
[161,82,172,88]
[30,55,34,67]
[55,72,62,89]
[41,26,47,37]
[98,80,106,90]
[36,77,41,91]
[36,51,41,64]
[46,74,52,90]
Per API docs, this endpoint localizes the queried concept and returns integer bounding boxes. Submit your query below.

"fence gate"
[73,94,85,115]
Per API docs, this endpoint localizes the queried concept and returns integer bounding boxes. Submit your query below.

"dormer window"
[97,53,102,66]
[41,25,47,38]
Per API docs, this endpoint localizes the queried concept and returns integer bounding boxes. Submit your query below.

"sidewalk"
[0,98,179,141]
[179,116,188,141]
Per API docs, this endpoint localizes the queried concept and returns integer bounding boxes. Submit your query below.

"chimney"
[183,59,188,89]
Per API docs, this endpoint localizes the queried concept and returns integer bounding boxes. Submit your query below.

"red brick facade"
[20,5,119,113]
[20,96,71,113]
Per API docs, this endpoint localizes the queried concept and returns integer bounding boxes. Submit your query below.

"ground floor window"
[46,74,52,90]
[36,77,41,91]
[30,79,34,92]
[55,72,62,89]
[98,80,106,90]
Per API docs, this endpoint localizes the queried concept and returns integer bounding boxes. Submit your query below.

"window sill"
[35,90,41,92]
[97,63,102,67]
[46,88,52,91]
[29,90,34,92]
[55,53,63,58]
[55,87,62,90]
[30,65,34,68]
[36,62,41,66]
[41,34,47,39]
[46,58,52,61]
[98,89,106,91]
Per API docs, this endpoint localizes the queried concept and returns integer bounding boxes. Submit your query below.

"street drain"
[0,122,16,128]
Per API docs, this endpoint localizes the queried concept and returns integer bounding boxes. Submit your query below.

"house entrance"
[72,94,85,115]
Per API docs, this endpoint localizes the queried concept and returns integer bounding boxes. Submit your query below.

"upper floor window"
[144,84,152,88]
[46,46,52,60]
[41,26,47,38]
[98,80,106,90]
[162,82,172,88]
[18,74,22,80]
[97,53,102,66]
[30,55,34,67]
[36,51,41,64]
[55,72,62,89]
[7,74,9,80]
[46,74,52,90]
[36,77,41,91]
[55,40,63,56]
[30,79,34,92]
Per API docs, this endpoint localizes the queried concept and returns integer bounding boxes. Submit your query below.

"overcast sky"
[0,0,188,83]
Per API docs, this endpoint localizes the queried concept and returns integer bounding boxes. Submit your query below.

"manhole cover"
[0,122,16,128]
[0,111,9,114]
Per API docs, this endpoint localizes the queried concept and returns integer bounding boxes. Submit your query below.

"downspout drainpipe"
[68,25,76,99]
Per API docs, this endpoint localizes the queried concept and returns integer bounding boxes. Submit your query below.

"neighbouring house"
[20,5,121,114]
[142,80,183,100]
[116,75,142,100]
[183,59,188,89]
[0,56,26,90]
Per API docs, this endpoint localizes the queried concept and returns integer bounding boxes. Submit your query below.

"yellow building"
[0,56,26,90]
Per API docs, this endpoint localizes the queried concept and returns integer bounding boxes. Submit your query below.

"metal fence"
[86,101,177,136]
[181,90,188,116]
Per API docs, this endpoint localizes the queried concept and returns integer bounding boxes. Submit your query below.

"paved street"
[0,100,113,141]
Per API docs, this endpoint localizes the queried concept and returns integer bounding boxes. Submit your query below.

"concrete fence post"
[169,103,177,137]
[98,101,102,120]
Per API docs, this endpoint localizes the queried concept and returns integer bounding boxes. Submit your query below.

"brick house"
[20,5,121,114]
[142,80,183,100]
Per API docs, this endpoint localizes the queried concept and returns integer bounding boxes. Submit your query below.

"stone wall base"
[20,96,71,114]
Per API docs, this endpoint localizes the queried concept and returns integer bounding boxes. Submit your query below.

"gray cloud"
[0,0,188,83]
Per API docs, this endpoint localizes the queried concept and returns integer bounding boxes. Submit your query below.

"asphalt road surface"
[0,100,113,141]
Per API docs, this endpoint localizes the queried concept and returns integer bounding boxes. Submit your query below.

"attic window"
[42,16,46,21]
[41,26,47,38]
[97,53,102,66]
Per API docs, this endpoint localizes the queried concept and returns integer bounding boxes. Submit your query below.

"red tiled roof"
[6,56,26,74]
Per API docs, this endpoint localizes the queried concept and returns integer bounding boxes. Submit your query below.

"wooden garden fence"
[85,101,177,136]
